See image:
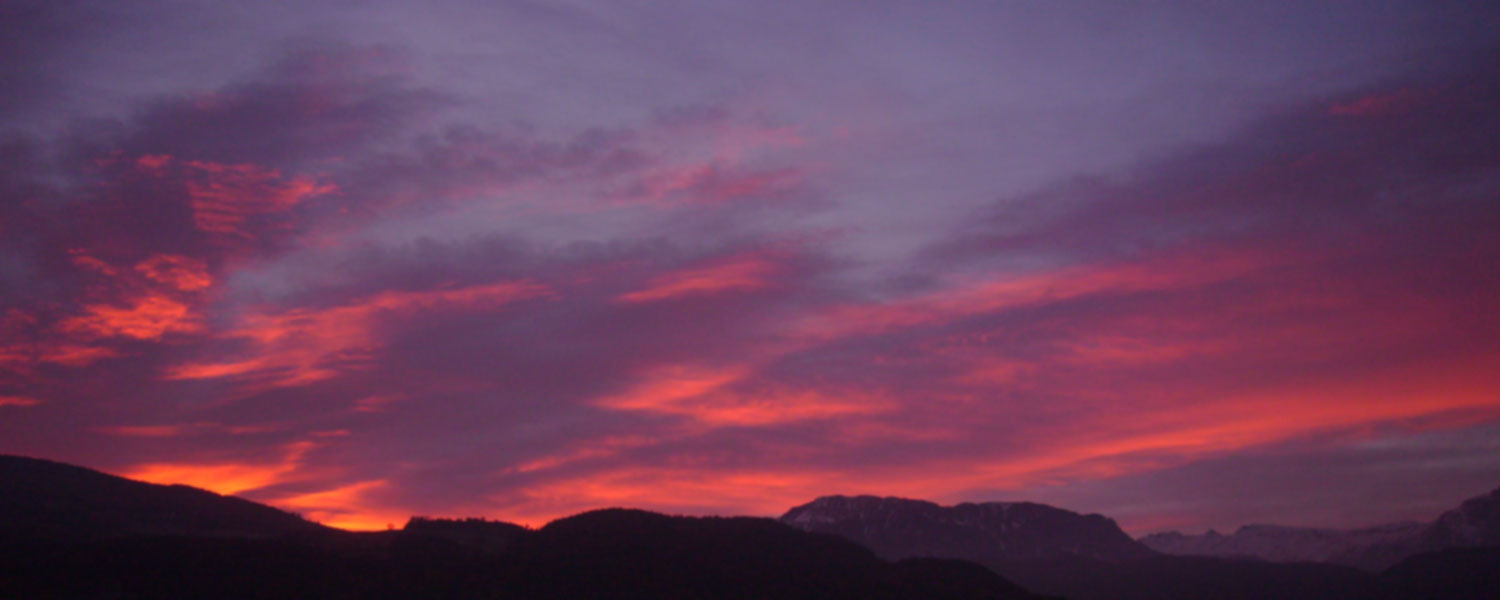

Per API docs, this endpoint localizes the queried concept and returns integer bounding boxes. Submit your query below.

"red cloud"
[95,422,282,437]
[134,254,213,292]
[165,281,550,387]
[616,255,779,303]
[0,395,44,408]
[131,155,337,238]
[56,294,204,340]
[184,160,336,236]
[121,438,330,497]
[594,363,891,426]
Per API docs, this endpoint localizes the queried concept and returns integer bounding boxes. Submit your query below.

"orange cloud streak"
[616,256,777,303]
[126,462,295,496]
[797,249,1273,344]
[0,395,44,407]
[95,422,282,437]
[952,353,1500,492]
[165,281,549,386]
[271,480,402,531]
[134,254,213,292]
[57,294,203,340]
[122,440,319,496]
[593,363,890,426]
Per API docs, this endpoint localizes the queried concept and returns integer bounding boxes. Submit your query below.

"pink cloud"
[616,255,779,303]
[0,395,44,408]
[134,254,213,292]
[95,422,283,437]
[165,281,550,387]
[595,363,890,427]
[57,294,204,341]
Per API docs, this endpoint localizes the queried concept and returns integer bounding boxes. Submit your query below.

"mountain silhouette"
[503,508,1053,599]
[1139,486,1500,571]
[781,495,1156,562]
[0,454,326,541]
[0,455,1051,599]
[1424,486,1500,547]
[779,491,1500,600]
[3,454,1496,599]
[1139,522,1426,570]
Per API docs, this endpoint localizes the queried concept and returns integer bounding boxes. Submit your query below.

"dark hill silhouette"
[1423,485,1500,548]
[0,454,326,540]
[498,507,1052,599]
[3,454,1495,599]
[401,516,528,553]
[0,457,1052,599]
[984,554,1379,600]
[1375,546,1500,599]
[781,494,1156,561]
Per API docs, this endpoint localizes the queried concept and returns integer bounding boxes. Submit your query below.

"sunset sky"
[2,1,1499,534]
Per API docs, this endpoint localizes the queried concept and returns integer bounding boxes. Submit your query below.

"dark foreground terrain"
[0,455,1048,599]
[3,454,1497,599]
[0,514,1058,599]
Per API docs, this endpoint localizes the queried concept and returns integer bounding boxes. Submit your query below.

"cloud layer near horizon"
[2,1,1498,533]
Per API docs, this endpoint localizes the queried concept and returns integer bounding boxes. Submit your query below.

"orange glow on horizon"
[271,480,402,531]
[125,462,295,496]
[121,440,320,496]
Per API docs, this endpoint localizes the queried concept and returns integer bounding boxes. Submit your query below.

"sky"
[2,0,1499,535]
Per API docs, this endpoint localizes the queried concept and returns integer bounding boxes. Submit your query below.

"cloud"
[95,422,282,437]
[56,294,203,340]
[0,395,44,408]
[615,254,779,303]
[165,280,550,388]
[123,439,316,496]
[134,254,212,292]
[270,479,399,530]
[593,363,892,426]
[4,21,1499,539]
[176,159,337,237]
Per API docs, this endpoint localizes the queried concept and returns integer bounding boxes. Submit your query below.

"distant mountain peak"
[1427,485,1500,547]
[1139,484,1500,571]
[781,494,1154,562]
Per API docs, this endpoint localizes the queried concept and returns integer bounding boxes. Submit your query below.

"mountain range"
[777,490,1500,600]
[780,495,1155,561]
[2,453,1497,599]
[0,454,1050,599]
[1139,486,1500,571]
